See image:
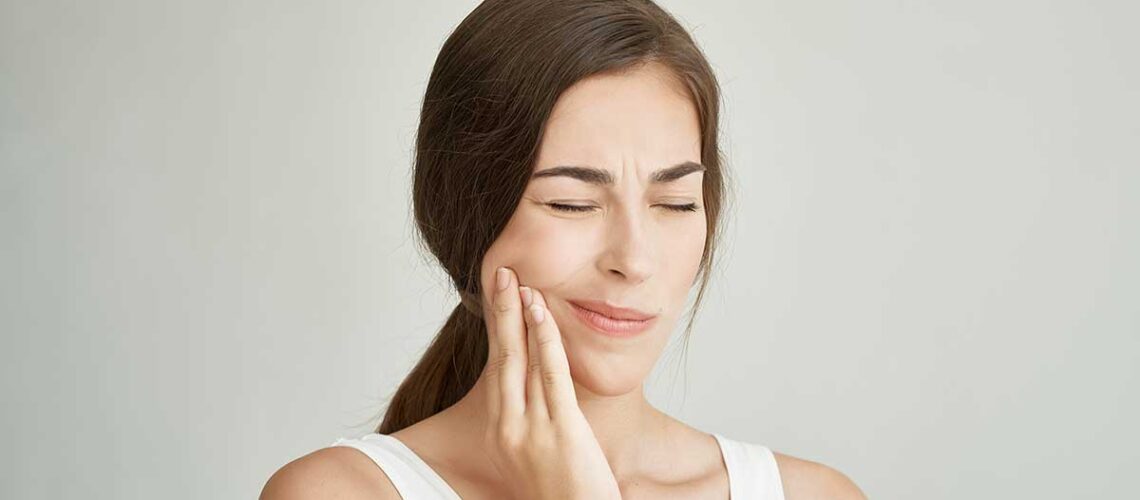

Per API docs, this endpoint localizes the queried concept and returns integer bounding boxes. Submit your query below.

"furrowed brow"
[531,161,705,185]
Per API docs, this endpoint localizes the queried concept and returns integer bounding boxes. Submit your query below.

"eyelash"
[546,203,700,213]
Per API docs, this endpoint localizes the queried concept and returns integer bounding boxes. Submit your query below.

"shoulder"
[772,451,867,500]
[259,446,400,500]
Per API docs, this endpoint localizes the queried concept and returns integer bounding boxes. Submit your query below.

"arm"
[774,451,868,500]
[260,447,401,500]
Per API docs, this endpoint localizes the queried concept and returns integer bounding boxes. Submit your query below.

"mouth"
[566,299,658,338]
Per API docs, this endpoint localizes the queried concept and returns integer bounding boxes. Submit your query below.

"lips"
[567,300,658,337]
[567,300,657,321]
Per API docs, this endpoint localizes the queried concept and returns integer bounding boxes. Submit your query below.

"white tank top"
[330,432,785,499]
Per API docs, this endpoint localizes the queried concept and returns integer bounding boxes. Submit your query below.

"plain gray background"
[2,0,1136,498]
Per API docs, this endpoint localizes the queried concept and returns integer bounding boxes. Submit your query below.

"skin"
[261,61,867,499]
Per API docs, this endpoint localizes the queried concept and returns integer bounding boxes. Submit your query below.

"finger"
[528,289,577,419]
[482,273,501,424]
[519,286,549,420]
[491,267,526,427]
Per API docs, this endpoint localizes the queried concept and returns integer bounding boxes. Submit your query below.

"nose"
[597,203,655,285]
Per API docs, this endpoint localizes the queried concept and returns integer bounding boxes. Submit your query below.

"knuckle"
[501,344,521,358]
[535,432,556,451]
[527,359,543,376]
[497,425,524,450]
[541,369,561,387]
[491,349,515,370]
[536,332,560,348]
[495,299,513,315]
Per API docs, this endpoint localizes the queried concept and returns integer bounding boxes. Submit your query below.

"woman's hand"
[481,267,622,500]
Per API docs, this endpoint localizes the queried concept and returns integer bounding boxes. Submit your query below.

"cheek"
[481,211,592,294]
[667,217,707,286]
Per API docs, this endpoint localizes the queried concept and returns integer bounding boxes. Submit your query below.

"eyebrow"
[530,161,706,185]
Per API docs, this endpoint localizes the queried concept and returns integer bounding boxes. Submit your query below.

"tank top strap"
[330,433,461,499]
[712,433,787,500]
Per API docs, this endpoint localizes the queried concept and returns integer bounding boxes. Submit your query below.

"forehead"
[536,62,702,170]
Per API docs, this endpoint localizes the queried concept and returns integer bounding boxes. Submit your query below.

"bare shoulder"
[772,451,867,500]
[259,446,399,500]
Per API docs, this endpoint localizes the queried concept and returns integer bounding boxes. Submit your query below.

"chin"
[566,358,648,397]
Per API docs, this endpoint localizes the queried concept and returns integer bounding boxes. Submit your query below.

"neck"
[448,371,668,479]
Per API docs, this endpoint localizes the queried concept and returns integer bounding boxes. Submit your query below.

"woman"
[263,0,866,498]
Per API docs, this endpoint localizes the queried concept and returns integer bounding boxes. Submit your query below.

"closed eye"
[547,203,596,213]
[546,203,700,213]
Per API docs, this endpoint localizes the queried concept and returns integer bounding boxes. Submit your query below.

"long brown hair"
[377,0,731,434]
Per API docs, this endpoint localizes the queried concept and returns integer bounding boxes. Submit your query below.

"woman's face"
[479,62,707,397]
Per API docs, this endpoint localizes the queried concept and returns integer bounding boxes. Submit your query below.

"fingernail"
[530,304,545,323]
[519,286,533,307]
[497,267,509,290]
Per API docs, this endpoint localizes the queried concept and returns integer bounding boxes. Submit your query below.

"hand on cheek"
[482,266,619,500]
